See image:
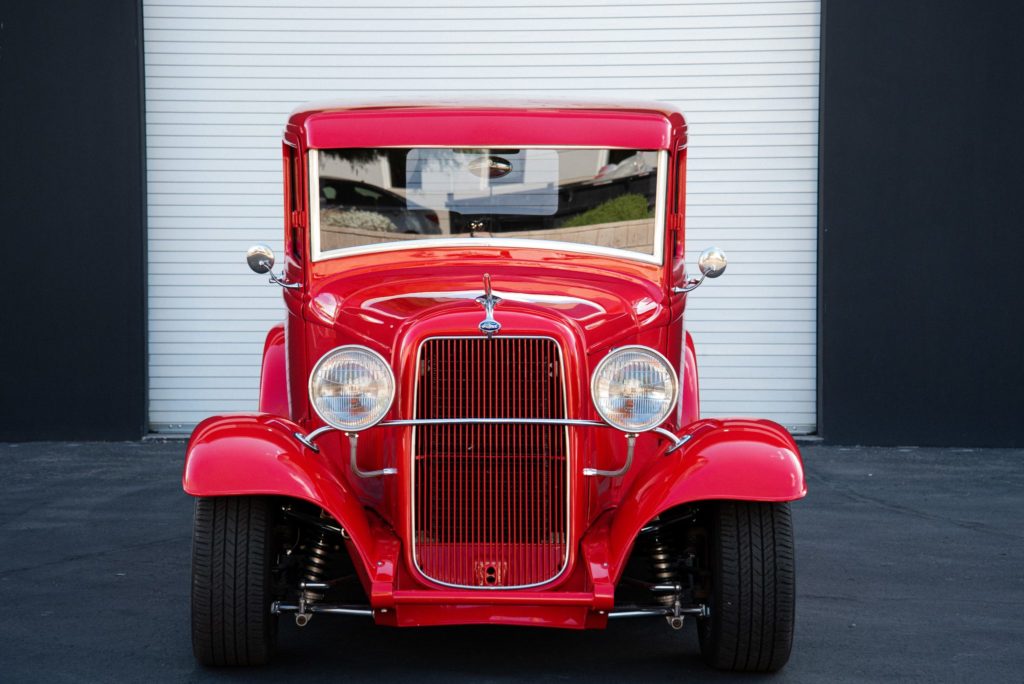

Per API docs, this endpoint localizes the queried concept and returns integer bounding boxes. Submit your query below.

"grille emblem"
[475,274,502,337]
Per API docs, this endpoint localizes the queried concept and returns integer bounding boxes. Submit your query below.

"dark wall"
[0,1,147,440]
[819,1,1024,446]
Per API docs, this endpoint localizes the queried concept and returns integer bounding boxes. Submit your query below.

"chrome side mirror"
[246,244,275,274]
[246,244,300,289]
[698,247,728,278]
[673,246,728,294]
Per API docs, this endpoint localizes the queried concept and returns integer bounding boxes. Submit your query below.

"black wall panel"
[0,1,147,440]
[819,1,1024,446]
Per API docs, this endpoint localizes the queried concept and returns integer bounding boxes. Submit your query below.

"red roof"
[286,99,687,150]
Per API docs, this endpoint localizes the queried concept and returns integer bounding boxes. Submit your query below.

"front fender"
[183,413,375,571]
[608,418,805,578]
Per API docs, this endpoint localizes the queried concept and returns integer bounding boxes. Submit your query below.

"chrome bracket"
[293,424,335,453]
[268,270,301,290]
[671,273,706,294]
[253,254,301,290]
[667,614,686,630]
[584,432,638,477]
[652,428,692,453]
[346,432,397,478]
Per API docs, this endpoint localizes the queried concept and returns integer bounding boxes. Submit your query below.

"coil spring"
[301,532,330,601]
[647,532,681,606]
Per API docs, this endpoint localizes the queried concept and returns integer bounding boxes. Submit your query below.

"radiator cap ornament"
[475,274,502,338]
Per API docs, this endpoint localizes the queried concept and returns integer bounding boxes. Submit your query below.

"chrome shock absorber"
[647,531,681,607]
[295,532,330,627]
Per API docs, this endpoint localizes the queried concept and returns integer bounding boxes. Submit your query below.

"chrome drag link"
[607,603,710,630]
[271,600,708,628]
[271,601,374,624]
[608,605,710,618]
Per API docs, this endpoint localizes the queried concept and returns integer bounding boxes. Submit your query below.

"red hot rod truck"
[183,100,806,672]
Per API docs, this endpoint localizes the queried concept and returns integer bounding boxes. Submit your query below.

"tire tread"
[700,501,795,672]
[191,496,275,666]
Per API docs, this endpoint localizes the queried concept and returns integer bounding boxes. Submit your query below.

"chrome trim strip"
[313,238,663,265]
[362,290,606,313]
[410,335,572,591]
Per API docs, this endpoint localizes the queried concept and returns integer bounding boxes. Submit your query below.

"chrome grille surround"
[410,336,571,590]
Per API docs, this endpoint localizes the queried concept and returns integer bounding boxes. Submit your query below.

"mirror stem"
[268,269,301,290]
[672,273,707,294]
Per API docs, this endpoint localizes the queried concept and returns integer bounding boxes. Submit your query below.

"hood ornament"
[475,274,502,338]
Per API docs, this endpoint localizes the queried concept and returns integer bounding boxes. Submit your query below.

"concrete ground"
[0,441,1021,683]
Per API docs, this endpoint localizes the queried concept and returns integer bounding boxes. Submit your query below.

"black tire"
[191,496,278,666]
[697,501,795,672]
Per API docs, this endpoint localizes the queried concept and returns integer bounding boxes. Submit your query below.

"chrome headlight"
[308,346,395,432]
[591,346,678,432]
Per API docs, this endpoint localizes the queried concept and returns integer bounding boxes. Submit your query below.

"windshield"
[310,147,666,263]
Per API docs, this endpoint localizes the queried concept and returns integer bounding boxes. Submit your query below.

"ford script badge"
[475,273,502,338]
[468,155,513,179]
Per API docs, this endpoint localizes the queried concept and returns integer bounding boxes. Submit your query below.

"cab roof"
[286,99,687,151]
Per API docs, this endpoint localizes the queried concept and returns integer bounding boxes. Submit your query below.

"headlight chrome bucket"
[308,345,396,432]
[590,346,679,432]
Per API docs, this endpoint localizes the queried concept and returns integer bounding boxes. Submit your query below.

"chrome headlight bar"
[297,345,690,477]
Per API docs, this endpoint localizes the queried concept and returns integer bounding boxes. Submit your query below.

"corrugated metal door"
[144,0,819,434]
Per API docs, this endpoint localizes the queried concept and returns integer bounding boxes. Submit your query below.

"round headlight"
[308,346,395,432]
[591,346,678,432]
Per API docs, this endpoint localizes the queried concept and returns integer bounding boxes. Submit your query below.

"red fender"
[607,418,805,579]
[259,324,288,416]
[183,413,376,576]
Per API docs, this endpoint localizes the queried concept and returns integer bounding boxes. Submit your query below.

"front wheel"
[697,501,796,672]
[191,496,278,666]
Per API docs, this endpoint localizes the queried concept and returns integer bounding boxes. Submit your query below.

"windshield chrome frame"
[308,147,668,266]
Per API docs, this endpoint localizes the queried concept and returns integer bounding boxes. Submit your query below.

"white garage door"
[144,0,819,434]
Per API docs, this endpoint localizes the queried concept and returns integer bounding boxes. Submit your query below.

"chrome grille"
[412,337,569,588]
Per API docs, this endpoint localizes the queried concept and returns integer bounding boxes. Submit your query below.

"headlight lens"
[591,346,678,431]
[308,346,395,431]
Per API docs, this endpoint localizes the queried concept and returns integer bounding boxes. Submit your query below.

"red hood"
[304,247,670,354]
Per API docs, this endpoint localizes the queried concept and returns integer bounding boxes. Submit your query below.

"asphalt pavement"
[0,440,1021,683]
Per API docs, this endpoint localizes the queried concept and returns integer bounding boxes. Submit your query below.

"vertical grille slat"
[413,337,568,589]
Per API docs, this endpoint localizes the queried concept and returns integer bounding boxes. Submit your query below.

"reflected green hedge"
[560,193,652,228]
